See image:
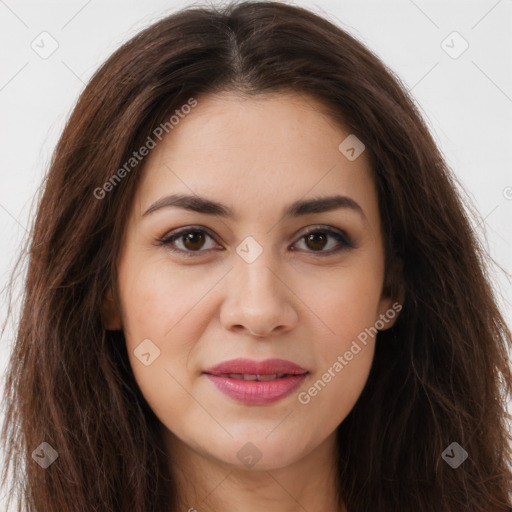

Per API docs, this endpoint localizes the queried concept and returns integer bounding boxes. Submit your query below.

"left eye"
[293,228,352,253]
[159,226,352,257]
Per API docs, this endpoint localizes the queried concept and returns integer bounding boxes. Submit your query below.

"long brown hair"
[2,2,511,510]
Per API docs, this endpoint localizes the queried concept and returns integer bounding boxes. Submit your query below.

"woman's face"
[104,91,399,470]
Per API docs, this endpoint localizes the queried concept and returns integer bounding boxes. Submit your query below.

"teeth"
[257,373,278,381]
[220,373,289,381]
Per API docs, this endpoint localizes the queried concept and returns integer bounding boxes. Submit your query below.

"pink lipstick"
[203,358,308,405]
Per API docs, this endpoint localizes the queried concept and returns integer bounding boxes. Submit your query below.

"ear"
[100,285,122,331]
[376,258,405,330]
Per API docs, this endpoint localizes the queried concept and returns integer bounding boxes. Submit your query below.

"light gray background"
[1,0,511,509]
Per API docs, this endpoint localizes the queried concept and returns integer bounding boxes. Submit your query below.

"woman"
[2,1,511,511]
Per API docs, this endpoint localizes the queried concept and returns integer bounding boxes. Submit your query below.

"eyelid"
[157,224,354,257]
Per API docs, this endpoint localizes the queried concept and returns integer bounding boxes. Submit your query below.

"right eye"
[158,227,221,257]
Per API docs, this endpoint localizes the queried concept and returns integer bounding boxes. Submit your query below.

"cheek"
[295,263,382,425]
[118,256,215,346]
[116,256,229,421]
[297,301,377,436]
[304,259,384,347]
[297,346,374,444]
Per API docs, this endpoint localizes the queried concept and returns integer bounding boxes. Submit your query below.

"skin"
[102,90,401,512]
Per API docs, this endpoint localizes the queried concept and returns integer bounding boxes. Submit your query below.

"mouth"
[212,372,299,381]
[203,358,309,405]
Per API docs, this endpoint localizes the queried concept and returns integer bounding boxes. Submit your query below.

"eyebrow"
[142,193,366,221]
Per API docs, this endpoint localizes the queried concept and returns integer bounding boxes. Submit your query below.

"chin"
[205,434,313,471]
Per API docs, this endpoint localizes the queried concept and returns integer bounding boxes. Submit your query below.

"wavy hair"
[2,1,511,510]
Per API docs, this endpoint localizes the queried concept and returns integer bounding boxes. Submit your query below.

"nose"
[219,253,299,338]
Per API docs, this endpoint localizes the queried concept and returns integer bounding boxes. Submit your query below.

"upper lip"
[204,358,308,376]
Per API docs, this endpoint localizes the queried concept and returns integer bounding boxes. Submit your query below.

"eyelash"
[157,225,355,258]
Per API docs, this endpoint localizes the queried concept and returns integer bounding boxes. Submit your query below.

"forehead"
[133,91,377,224]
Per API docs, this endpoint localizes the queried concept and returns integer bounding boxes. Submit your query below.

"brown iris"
[182,231,206,250]
[304,232,328,251]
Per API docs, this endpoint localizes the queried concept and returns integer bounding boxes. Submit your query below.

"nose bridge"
[234,239,282,306]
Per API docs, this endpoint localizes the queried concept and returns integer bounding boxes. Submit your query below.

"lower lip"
[205,374,307,405]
